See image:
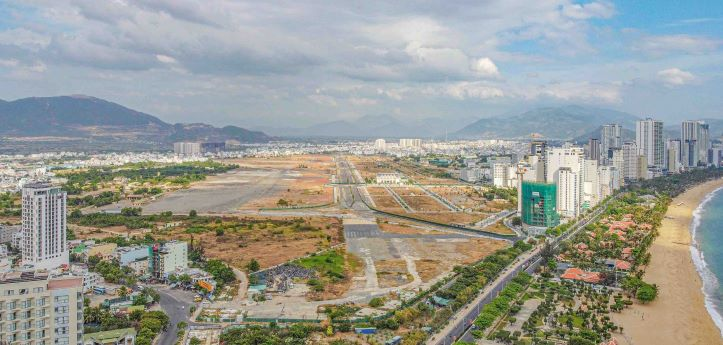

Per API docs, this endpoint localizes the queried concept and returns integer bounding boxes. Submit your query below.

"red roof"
[615,260,632,270]
[561,268,603,284]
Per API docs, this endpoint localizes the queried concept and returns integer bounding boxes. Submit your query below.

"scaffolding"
[521,181,560,227]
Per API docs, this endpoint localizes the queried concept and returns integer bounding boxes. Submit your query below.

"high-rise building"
[557,167,581,218]
[601,124,622,160]
[609,148,625,187]
[681,120,711,166]
[530,140,547,157]
[545,146,584,218]
[587,138,601,161]
[520,181,560,228]
[635,118,664,168]
[637,155,649,180]
[173,142,202,155]
[667,139,681,173]
[598,165,620,199]
[582,159,600,210]
[398,139,421,148]
[374,139,386,152]
[0,272,84,345]
[621,142,639,182]
[22,183,69,270]
[151,241,188,279]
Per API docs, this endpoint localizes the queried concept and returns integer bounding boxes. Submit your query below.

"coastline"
[612,178,723,345]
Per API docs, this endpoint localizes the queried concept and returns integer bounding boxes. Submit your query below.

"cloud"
[561,1,615,20]
[0,28,51,51]
[348,97,378,106]
[657,68,695,87]
[469,57,500,78]
[444,82,505,100]
[156,55,178,64]
[634,34,720,55]
[308,94,337,107]
[518,81,622,103]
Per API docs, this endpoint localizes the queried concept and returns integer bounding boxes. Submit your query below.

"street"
[157,288,196,345]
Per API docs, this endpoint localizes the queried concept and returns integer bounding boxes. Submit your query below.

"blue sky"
[0,0,721,130]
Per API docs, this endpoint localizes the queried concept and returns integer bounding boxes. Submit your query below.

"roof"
[0,271,48,285]
[561,268,603,284]
[48,277,83,290]
[83,328,137,343]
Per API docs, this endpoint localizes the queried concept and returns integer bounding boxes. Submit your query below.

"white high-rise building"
[622,142,639,182]
[667,139,682,173]
[546,146,585,218]
[492,163,511,188]
[635,118,664,168]
[609,148,625,187]
[21,183,69,270]
[173,142,202,155]
[399,138,422,148]
[681,120,711,166]
[374,139,386,152]
[601,124,622,160]
[557,168,581,219]
[599,165,620,199]
[582,159,600,210]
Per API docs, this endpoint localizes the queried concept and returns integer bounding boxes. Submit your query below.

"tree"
[121,207,142,217]
[246,258,260,273]
[189,210,197,217]
[636,283,658,303]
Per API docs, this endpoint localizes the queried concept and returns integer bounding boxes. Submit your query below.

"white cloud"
[562,1,615,20]
[0,28,51,51]
[156,54,178,64]
[469,57,500,78]
[444,82,505,100]
[348,97,377,106]
[518,81,622,103]
[657,68,695,87]
[634,34,720,55]
[308,94,337,106]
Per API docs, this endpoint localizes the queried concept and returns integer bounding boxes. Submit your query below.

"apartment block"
[0,271,84,345]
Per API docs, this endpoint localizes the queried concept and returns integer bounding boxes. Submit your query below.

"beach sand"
[611,178,723,345]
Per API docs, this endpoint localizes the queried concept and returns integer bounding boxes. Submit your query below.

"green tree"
[246,259,260,273]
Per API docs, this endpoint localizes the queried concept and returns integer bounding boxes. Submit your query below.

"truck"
[385,336,402,345]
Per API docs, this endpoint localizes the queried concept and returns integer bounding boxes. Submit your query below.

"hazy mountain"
[454,105,640,139]
[0,95,270,143]
[258,114,476,138]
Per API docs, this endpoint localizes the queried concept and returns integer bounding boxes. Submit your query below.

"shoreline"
[691,185,723,338]
[612,178,723,345]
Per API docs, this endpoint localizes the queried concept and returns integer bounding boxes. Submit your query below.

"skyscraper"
[545,145,584,218]
[667,139,681,173]
[587,138,601,161]
[635,118,664,168]
[681,120,711,166]
[601,124,622,160]
[622,142,639,182]
[21,183,69,270]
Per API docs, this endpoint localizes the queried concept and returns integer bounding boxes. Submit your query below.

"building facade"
[151,241,188,279]
[600,124,622,161]
[635,118,664,168]
[0,272,84,345]
[520,182,560,228]
[21,183,69,270]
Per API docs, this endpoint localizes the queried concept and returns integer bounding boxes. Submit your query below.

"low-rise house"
[83,327,136,345]
[87,243,118,261]
[560,268,603,284]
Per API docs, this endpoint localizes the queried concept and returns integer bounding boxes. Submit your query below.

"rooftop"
[0,271,49,285]
[83,328,137,343]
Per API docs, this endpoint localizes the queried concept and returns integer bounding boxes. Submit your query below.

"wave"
[690,186,723,338]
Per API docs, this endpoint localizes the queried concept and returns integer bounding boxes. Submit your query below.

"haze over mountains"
[1,95,720,142]
[0,95,270,143]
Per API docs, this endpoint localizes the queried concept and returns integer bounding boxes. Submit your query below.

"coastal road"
[427,195,618,345]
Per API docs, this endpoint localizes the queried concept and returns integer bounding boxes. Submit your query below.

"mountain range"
[0,95,270,143]
[1,95,719,143]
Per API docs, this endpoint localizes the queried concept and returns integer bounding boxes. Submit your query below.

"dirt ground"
[391,187,450,212]
[70,224,151,240]
[375,259,412,288]
[153,215,344,270]
[224,155,334,209]
[484,220,516,235]
[377,220,446,235]
[408,237,508,279]
[348,155,459,185]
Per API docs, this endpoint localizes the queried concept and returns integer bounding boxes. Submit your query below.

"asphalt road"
[157,288,196,345]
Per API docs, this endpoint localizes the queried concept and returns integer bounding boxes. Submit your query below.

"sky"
[0,0,721,129]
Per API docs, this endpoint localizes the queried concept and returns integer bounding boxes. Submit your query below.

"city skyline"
[0,1,721,128]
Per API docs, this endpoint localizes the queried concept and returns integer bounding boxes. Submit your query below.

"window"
[36,319,45,328]
[54,306,68,314]
[36,298,45,307]
[54,316,68,325]
[55,326,69,335]
[5,289,14,296]
[33,287,44,293]
[54,296,68,304]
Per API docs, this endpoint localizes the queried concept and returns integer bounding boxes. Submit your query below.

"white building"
[0,224,21,244]
[557,167,581,219]
[599,165,620,198]
[374,139,386,153]
[152,241,188,279]
[636,118,664,168]
[375,173,403,185]
[399,138,422,148]
[621,142,639,182]
[460,168,482,183]
[21,183,69,270]
[600,124,622,161]
[681,120,711,167]
[173,142,202,156]
[492,163,511,188]
[582,159,600,210]
[667,139,682,173]
[546,146,585,218]
[609,148,625,187]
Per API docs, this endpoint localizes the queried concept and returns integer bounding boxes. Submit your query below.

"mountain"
[454,105,640,139]
[0,95,270,143]
[259,114,476,138]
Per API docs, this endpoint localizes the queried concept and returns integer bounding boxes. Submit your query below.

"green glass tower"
[521,181,560,227]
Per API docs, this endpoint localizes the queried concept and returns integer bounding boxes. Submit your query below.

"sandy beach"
[612,179,723,345]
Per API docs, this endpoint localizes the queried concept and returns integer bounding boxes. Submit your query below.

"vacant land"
[296,249,364,300]
[226,155,334,209]
[484,220,516,235]
[348,155,459,185]
[375,259,412,288]
[377,220,446,236]
[153,215,344,270]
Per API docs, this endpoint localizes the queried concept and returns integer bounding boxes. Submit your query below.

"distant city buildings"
[681,120,711,167]
[398,138,421,148]
[21,183,69,270]
[600,124,622,161]
[374,139,386,153]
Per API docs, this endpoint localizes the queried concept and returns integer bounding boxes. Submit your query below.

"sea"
[691,186,723,337]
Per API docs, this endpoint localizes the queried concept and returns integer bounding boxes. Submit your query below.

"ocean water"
[691,186,723,337]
